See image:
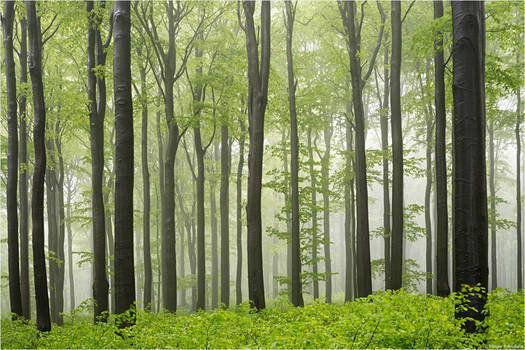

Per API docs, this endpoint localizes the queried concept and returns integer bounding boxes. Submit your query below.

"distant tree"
[452,1,488,334]
[236,115,246,304]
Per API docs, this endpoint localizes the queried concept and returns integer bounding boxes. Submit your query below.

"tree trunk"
[307,127,319,300]
[55,123,66,325]
[87,0,109,322]
[3,0,23,319]
[489,121,497,291]
[344,117,354,302]
[26,0,51,331]
[381,42,391,291]
[452,1,488,333]
[113,1,136,325]
[516,59,522,290]
[210,147,219,309]
[139,59,152,310]
[425,117,433,295]
[66,176,75,311]
[243,0,271,310]
[284,1,303,307]
[434,0,450,298]
[236,116,245,304]
[283,131,292,302]
[390,0,404,291]
[220,124,231,307]
[321,123,332,303]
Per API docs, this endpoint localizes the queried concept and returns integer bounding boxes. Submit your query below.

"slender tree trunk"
[27,0,51,331]
[516,60,522,290]
[155,187,162,312]
[210,144,219,309]
[390,0,404,291]
[307,127,319,300]
[66,178,75,311]
[243,0,271,310]
[220,124,231,307]
[284,1,303,307]
[45,135,58,323]
[344,117,354,302]
[489,121,497,291]
[425,118,433,295]
[113,1,135,325]
[87,1,109,322]
[139,61,152,309]
[3,0,23,319]
[55,125,65,325]
[452,1,488,333]
[321,123,332,303]
[381,42,391,291]
[17,16,31,320]
[434,0,450,298]
[194,128,206,311]
[283,131,292,302]
[236,116,245,304]
[178,221,186,307]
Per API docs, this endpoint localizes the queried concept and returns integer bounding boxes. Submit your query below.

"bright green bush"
[2,290,523,349]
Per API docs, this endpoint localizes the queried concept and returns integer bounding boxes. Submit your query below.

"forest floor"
[2,289,523,349]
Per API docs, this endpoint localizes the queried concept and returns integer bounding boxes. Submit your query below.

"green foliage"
[2,291,522,349]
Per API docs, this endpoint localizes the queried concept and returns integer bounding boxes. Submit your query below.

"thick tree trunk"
[139,61,152,309]
[220,124,231,307]
[3,0,23,319]
[307,127,319,299]
[113,1,136,325]
[321,124,332,303]
[87,0,109,322]
[452,1,488,333]
[390,0,404,291]
[236,116,245,304]
[434,0,450,298]
[18,16,31,320]
[489,121,497,291]
[243,0,270,310]
[284,1,303,307]
[26,0,51,331]
[516,69,522,290]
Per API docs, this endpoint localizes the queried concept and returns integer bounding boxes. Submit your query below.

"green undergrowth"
[2,289,523,349]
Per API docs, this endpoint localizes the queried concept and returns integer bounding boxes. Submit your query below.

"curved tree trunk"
[26,0,51,331]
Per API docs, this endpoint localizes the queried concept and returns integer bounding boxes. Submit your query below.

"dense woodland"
[1,0,524,347]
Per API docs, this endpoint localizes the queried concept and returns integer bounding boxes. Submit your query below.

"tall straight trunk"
[390,0,404,291]
[516,62,522,290]
[66,178,75,310]
[425,118,433,295]
[113,1,136,324]
[489,121,497,290]
[18,16,31,320]
[220,124,231,307]
[434,0,449,298]
[139,61,152,309]
[452,1,488,333]
[381,42,391,291]
[156,107,166,311]
[55,125,66,325]
[26,0,51,331]
[178,221,186,307]
[243,0,271,310]
[283,132,292,301]
[210,144,219,309]
[344,117,354,302]
[87,0,109,322]
[46,134,59,324]
[194,129,206,311]
[284,1,303,307]
[3,0,23,318]
[338,1,384,298]
[307,127,319,299]
[321,124,332,303]
[236,116,245,304]
[104,176,116,313]
[272,251,279,297]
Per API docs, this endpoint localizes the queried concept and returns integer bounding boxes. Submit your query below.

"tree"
[220,118,231,308]
[516,49,522,291]
[26,0,51,332]
[113,0,135,325]
[17,14,31,320]
[241,0,271,310]
[307,126,319,300]
[488,119,497,290]
[390,0,403,291]
[2,0,23,319]
[434,0,449,298]
[338,0,385,297]
[284,0,303,307]
[87,0,110,322]
[452,1,488,333]
[236,115,246,304]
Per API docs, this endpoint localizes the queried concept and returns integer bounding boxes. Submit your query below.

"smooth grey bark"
[220,123,231,307]
[307,127,319,299]
[320,123,333,303]
[390,0,404,291]
[338,0,384,297]
[516,57,522,290]
[236,116,245,304]
[434,0,450,298]
[26,0,51,331]
[66,172,75,311]
[2,0,22,319]
[210,143,219,309]
[452,1,488,333]
[489,121,497,291]
[242,0,271,310]
[344,116,355,302]
[113,0,136,325]
[55,122,66,325]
